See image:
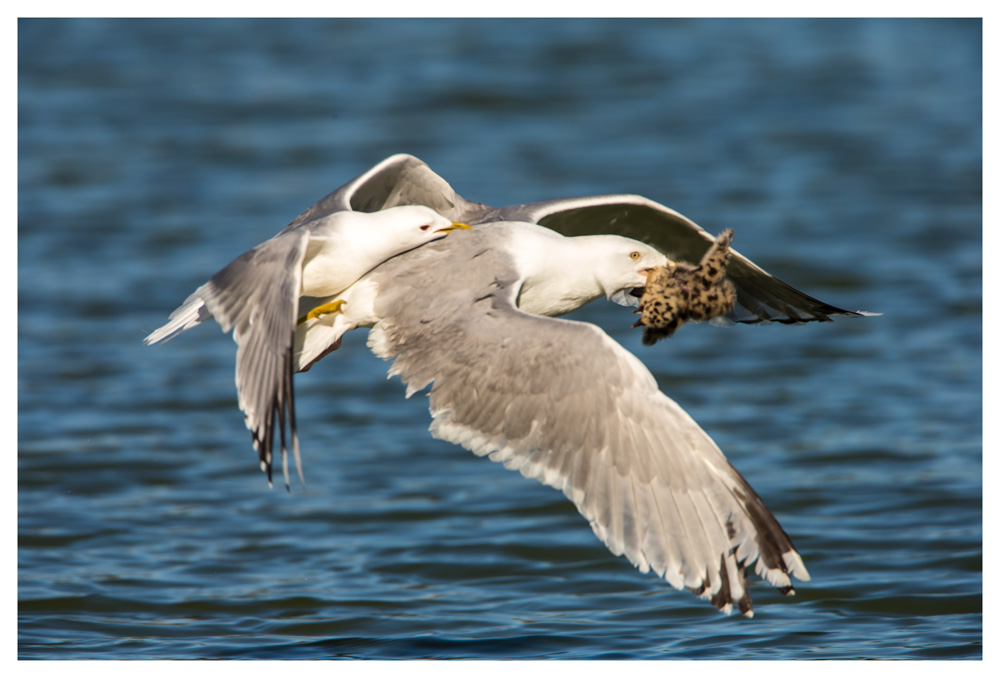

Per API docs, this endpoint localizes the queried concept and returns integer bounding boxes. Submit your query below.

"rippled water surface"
[18,18,981,659]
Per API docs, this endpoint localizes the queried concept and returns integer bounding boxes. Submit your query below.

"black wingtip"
[248,331,306,491]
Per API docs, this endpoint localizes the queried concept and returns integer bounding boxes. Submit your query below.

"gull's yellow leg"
[297,299,346,326]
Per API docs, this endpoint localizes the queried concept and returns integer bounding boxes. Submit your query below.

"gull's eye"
[629,251,641,260]
[420,224,431,231]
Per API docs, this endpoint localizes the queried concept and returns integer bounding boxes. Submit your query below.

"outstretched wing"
[366,241,809,616]
[146,231,310,488]
[286,155,870,325]
[280,153,492,232]
[493,194,870,325]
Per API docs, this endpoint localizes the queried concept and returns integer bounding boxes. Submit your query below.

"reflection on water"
[19,18,981,659]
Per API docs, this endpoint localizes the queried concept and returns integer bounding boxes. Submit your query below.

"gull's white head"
[299,205,470,299]
[589,235,669,306]
[364,205,471,249]
[510,228,669,317]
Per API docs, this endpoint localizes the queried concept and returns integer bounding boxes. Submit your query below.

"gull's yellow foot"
[297,299,346,326]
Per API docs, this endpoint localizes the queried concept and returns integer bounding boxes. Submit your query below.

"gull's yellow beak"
[436,221,472,233]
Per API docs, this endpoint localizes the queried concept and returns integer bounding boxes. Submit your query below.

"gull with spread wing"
[145,205,470,487]
[295,222,810,616]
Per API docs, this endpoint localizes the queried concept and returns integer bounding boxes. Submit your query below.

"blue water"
[18,18,981,659]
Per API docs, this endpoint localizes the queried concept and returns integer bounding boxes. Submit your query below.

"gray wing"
[492,194,870,325]
[279,154,492,232]
[146,231,309,488]
[366,240,809,616]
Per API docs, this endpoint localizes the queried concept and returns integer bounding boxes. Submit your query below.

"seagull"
[294,221,810,617]
[144,205,470,488]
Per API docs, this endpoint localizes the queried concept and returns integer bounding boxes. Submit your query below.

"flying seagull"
[144,205,470,488]
[293,221,811,616]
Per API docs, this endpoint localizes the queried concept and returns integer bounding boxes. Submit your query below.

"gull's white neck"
[507,226,608,317]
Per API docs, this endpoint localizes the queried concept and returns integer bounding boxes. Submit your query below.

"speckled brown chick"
[633,229,737,345]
